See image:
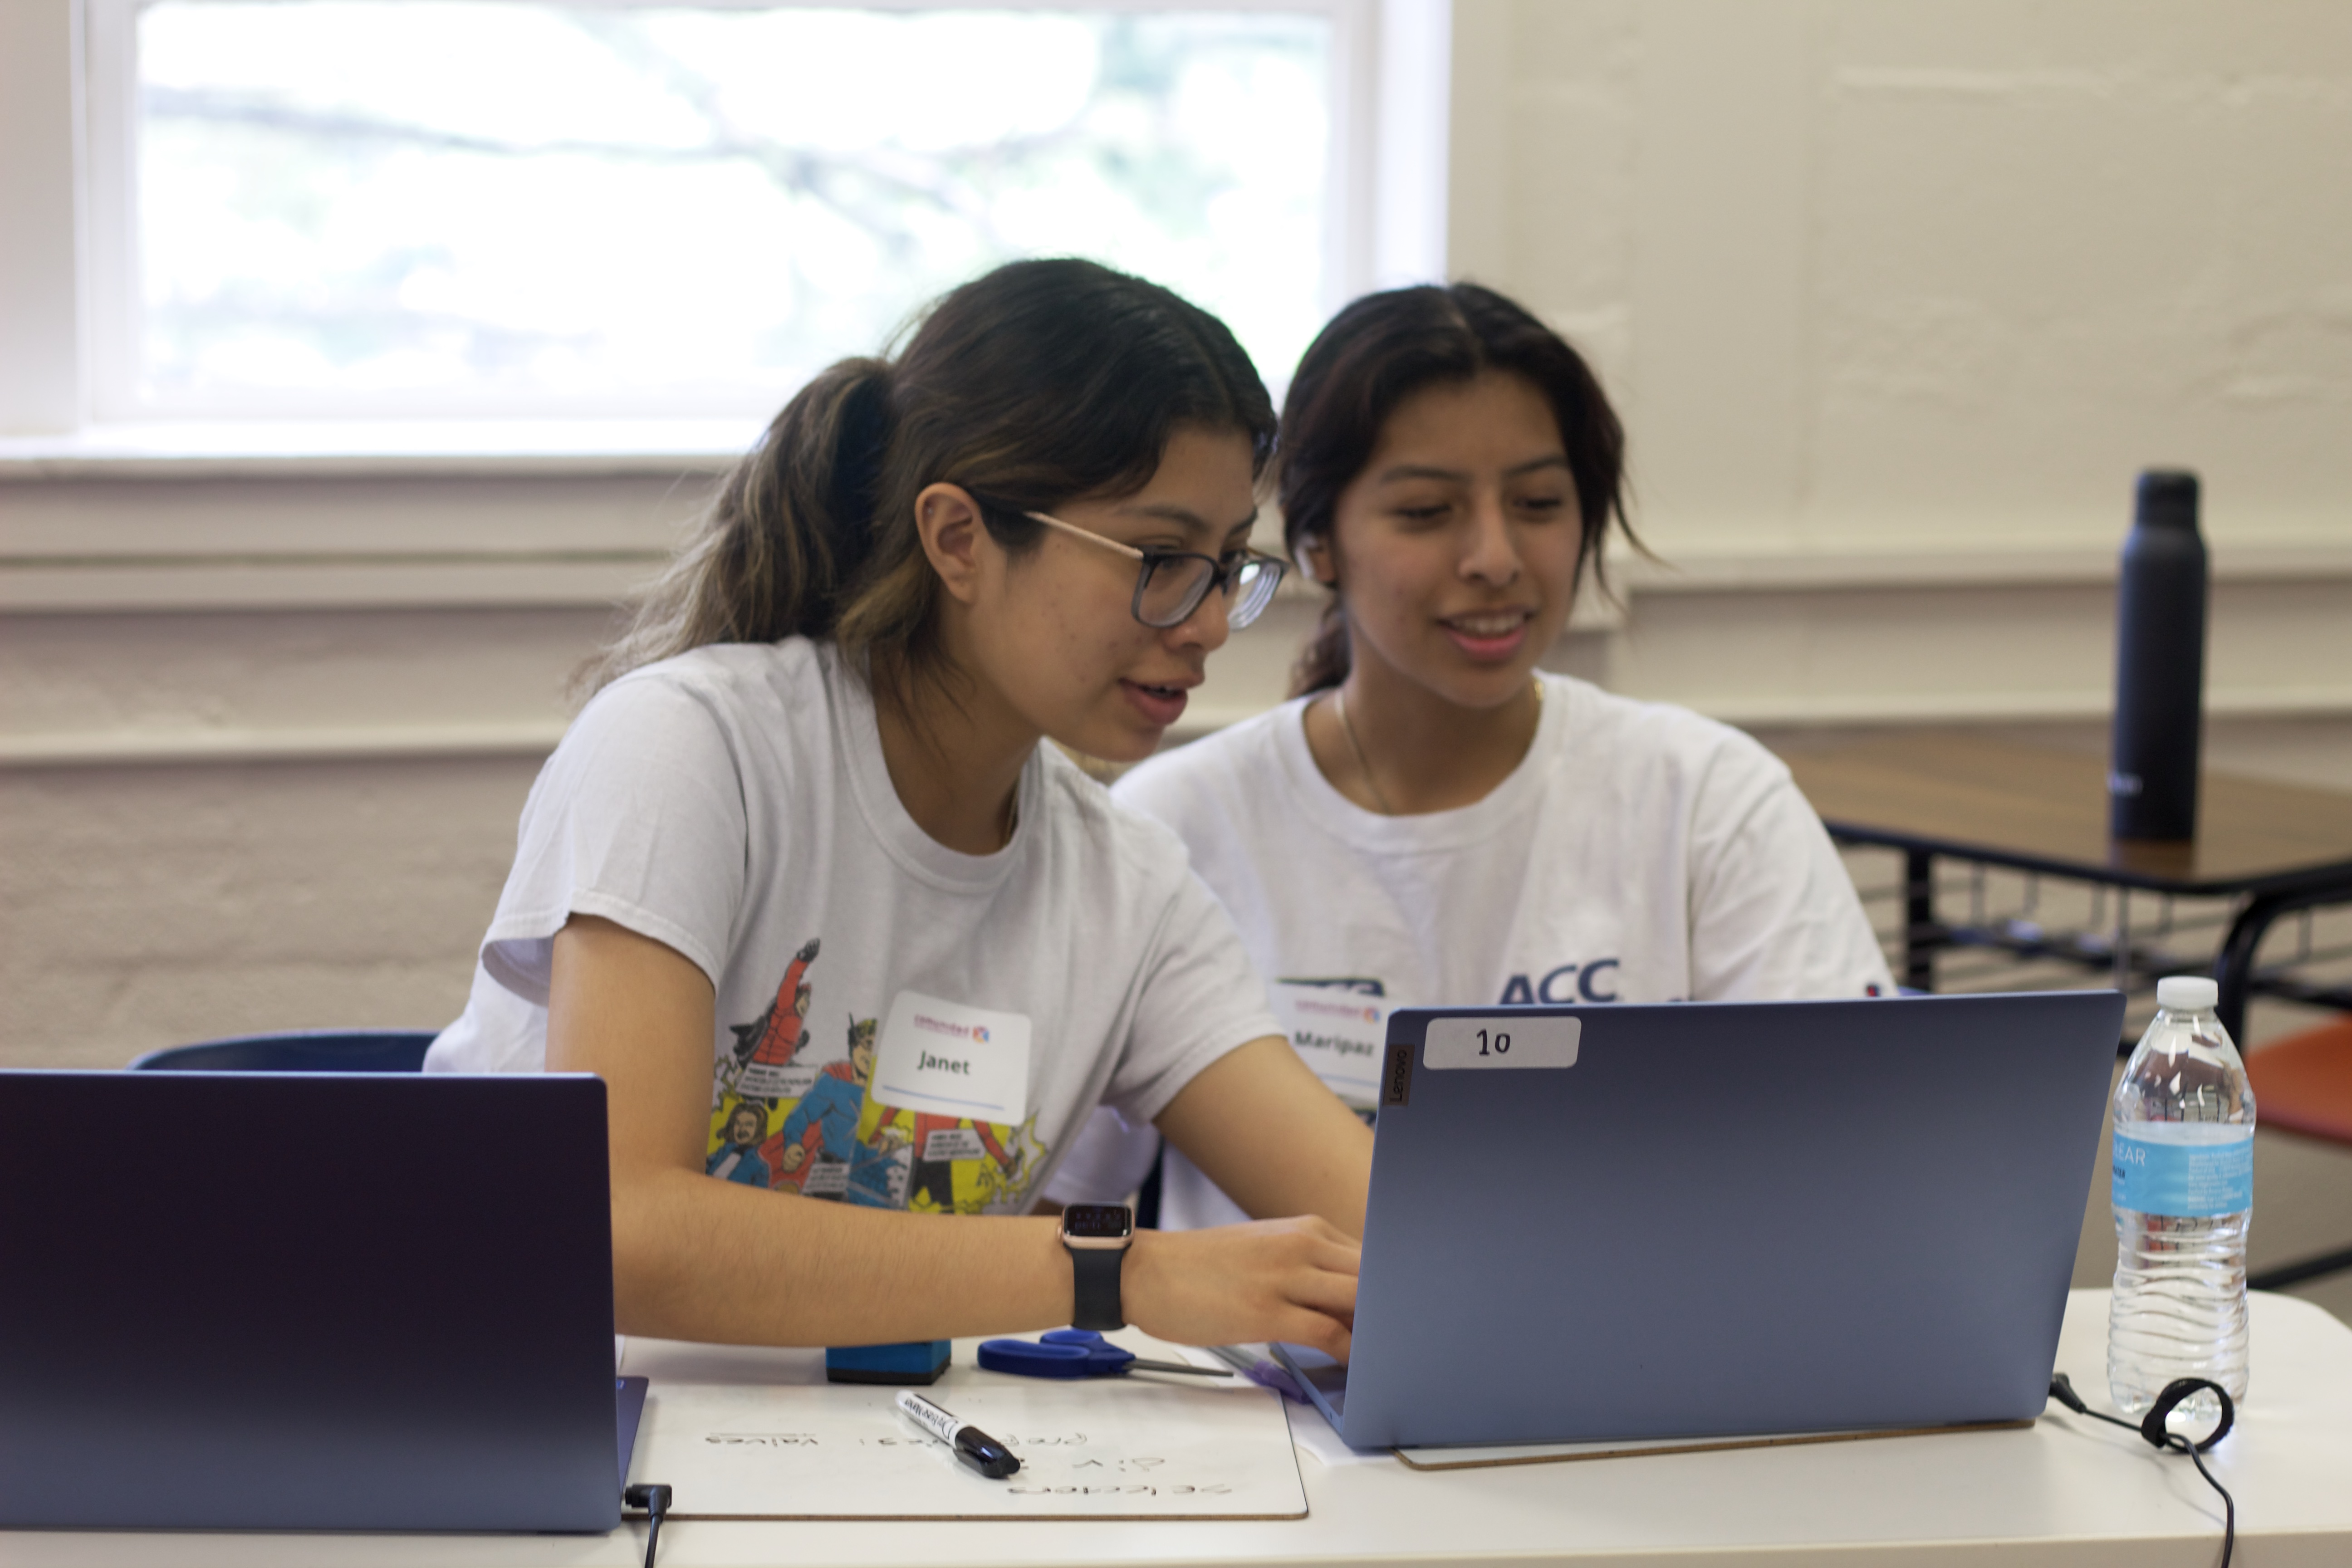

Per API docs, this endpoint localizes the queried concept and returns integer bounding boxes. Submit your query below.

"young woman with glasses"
[1051,282,1894,1230]
[427,260,1369,1356]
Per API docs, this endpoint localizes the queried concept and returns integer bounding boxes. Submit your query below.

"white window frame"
[3,0,1448,463]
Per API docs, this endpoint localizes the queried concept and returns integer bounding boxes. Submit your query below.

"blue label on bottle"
[2112,1128,2253,1217]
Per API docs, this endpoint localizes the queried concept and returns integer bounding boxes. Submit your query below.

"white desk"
[14,1290,2352,1567]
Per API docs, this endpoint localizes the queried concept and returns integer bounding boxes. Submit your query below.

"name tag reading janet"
[1269,982,1395,1110]
[870,990,1033,1125]
[1424,1014,1581,1070]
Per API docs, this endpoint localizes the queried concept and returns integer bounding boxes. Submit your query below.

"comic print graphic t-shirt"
[425,638,1281,1216]
[1047,671,1896,1227]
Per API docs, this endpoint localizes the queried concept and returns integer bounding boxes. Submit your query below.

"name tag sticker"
[1269,982,1393,1109]
[870,990,1032,1125]
[1424,1015,1581,1070]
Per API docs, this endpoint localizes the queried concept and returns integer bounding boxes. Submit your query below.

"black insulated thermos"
[2108,470,2208,842]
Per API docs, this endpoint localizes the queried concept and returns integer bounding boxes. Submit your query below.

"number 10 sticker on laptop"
[869,990,1032,1123]
[1424,1014,1581,1069]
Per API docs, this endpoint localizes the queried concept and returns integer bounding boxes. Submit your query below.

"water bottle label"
[2112,1129,2253,1217]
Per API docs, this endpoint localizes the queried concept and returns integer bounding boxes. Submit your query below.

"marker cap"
[955,1430,1020,1479]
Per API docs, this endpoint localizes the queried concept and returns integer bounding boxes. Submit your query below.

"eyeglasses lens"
[1228,558,1281,629]
[1136,557,1217,628]
[1133,554,1285,630]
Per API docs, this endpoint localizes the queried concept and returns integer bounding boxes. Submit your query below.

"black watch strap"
[1068,1245,1126,1331]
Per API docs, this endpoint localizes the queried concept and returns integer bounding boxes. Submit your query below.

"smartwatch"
[1058,1203,1134,1331]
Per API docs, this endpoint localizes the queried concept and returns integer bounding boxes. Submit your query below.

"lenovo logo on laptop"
[1383,1044,1413,1106]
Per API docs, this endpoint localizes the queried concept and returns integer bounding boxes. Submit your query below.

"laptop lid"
[1310,991,2121,1450]
[0,1072,622,1532]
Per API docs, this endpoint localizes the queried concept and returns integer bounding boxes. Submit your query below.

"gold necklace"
[1332,685,1397,815]
[1331,677,1543,818]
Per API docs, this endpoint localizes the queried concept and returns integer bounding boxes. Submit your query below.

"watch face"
[1062,1203,1133,1240]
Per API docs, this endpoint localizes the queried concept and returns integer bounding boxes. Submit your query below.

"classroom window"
[88,0,1348,420]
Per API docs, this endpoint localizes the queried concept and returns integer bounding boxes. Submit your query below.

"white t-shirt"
[426,638,1280,1216]
[1045,672,1895,1225]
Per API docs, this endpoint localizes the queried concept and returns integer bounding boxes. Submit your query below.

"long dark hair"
[583,259,1276,703]
[1277,282,1634,696]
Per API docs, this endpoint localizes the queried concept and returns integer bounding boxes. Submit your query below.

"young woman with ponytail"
[428,260,1372,1354]
[1051,281,1893,1230]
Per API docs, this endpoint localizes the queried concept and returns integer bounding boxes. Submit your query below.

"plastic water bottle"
[2108,975,2256,1423]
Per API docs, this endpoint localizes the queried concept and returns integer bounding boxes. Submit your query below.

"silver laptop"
[1276,991,2122,1450]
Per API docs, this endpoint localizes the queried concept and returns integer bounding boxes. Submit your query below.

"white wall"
[5,0,2351,1069]
[1453,0,2352,558]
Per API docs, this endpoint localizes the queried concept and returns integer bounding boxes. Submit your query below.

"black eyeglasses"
[972,496,1286,629]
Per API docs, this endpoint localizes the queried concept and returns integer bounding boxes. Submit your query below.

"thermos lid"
[2156,975,2219,1012]
[2135,470,2200,529]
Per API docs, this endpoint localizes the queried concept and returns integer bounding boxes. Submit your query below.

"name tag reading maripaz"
[1268,982,1396,1111]
[869,990,1033,1126]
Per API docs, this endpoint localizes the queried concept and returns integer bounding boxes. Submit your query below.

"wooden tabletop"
[1768,730,2352,895]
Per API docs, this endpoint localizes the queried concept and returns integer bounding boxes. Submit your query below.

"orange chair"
[2245,1016,2352,1290]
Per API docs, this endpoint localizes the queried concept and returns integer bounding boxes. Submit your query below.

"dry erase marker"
[895,1389,1020,1479]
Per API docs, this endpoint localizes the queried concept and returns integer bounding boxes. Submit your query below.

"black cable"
[2050,1374,2235,1568]
[622,1482,672,1568]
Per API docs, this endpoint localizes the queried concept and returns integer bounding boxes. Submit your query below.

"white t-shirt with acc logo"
[1046,671,1895,1226]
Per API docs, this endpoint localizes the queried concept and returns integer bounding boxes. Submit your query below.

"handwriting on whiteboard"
[702,1429,1099,1448]
[697,1430,1234,1495]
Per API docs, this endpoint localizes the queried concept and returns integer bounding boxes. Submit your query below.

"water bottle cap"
[2134,469,2200,530]
[2156,975,2218,1012]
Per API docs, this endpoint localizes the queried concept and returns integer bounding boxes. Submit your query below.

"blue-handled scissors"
[976,1329,1232,1381]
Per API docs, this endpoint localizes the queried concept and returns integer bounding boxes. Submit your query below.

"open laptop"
[1275,991,2123,1450]
[0,1070,641,1532]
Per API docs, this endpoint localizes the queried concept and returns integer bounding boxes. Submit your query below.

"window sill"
[0,419,761,480]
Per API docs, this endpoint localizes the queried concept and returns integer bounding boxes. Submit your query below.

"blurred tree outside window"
[123,1,1333,417]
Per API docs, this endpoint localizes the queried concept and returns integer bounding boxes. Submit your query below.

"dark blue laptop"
[1277,992,2123,1450]
[0,1071,641,1532]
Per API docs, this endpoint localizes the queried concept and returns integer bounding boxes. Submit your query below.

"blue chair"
[127,1029,436,1073]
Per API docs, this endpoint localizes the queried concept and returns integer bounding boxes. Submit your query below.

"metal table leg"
[2249,1244,2352,1292]
[1904,848,1937,992]
[2212,882,2352,1043]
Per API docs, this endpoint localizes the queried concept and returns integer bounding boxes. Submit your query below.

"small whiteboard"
[622,1330,1306,1520]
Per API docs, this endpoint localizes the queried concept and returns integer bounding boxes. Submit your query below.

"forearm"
[1156,1036,1374,1239]
[1205,1114,1372,1240]
[609,1169,1357,1357]
[612,1168,1074,1344]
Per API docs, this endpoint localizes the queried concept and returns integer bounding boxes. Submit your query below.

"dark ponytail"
[582,260,1275,701]
[1276,283,1635,696]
